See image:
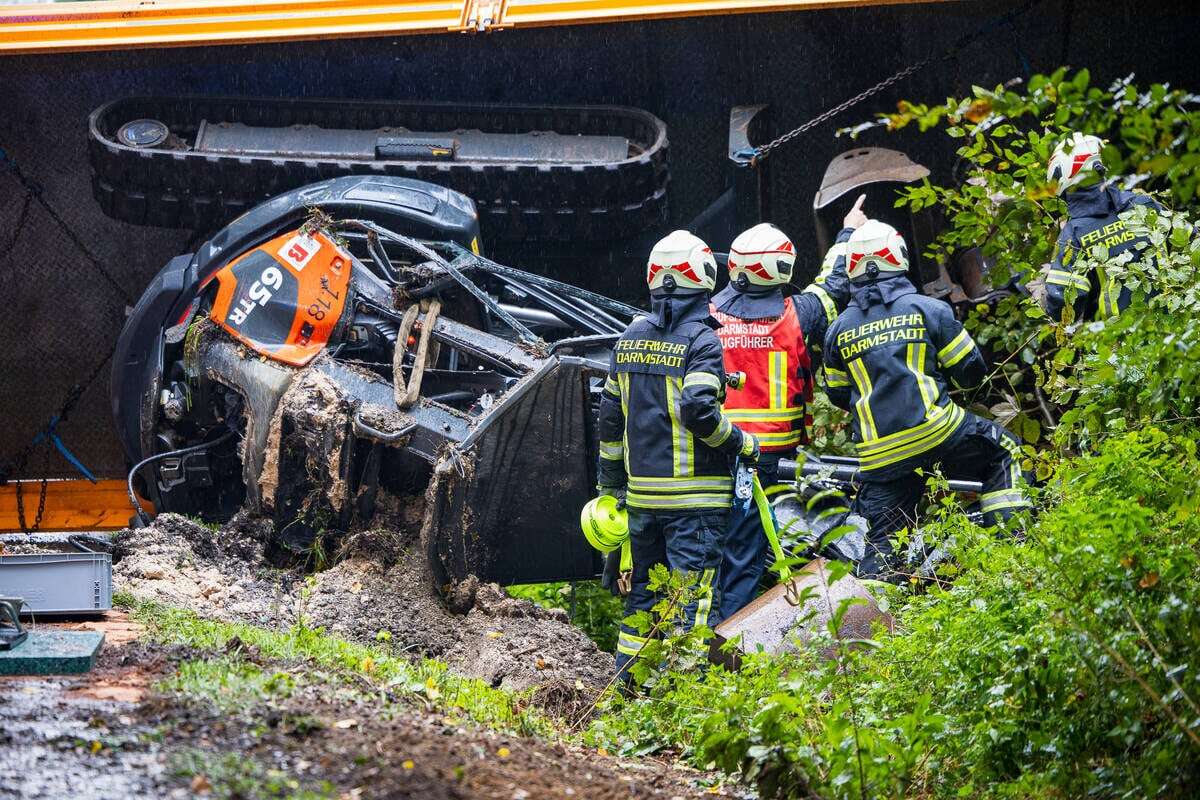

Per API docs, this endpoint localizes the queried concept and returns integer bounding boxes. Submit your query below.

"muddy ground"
[0,514,736,799]
[111,513,613,695]
[0,614,730,800]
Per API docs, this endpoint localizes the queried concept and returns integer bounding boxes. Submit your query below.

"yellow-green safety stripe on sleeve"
[937,329,976,369]
[599,440,624,460]
[699,415,735,448]
[1096,267,1121,319]
[603,375,620,396]
[825,366,851,388]
[1045,269,1091,290]
[979,489,1030,513]
[802,284,837,324]
[683,371,722,390]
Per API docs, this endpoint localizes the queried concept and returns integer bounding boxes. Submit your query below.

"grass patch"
[170,749,336,800]
[119,593,554,737]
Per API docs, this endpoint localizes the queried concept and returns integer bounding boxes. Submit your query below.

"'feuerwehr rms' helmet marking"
[727,223,796,289]
[647,230,718,292]
[845,219,909,282]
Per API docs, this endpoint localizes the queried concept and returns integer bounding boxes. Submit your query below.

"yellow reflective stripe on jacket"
[979,489,1029,513]
[693,567,716,629]
[998,431,1022,490]
[618,372,631,473]
[700,415,734,448]
[802,284,837,324]
[665,376,694,477]
[1045,268,1091,291]
[603,375,620,396]
[769,351,788,409]
[847,358,878,440]
[907,342,939,414]
[627,475,732,490]
[857,404,965,471]
[599,440,623,461]
[856,401,956,455]
[683,371,722,390]
[617,630,649,657]
[625,491,734,510]
[936,329,975,369]
[825,366,851,388]
[753,429,805,447]
[724,407,806,422]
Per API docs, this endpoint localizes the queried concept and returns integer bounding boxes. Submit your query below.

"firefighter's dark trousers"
[854,414,1029,581]
[615,508,728,679]
[715,452,786,624]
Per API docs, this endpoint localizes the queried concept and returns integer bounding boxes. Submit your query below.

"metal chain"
[752,61,932,162]
[751,0,1044,163]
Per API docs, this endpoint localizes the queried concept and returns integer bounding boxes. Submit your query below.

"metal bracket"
[0,597,27,651]
[453,0,511,33]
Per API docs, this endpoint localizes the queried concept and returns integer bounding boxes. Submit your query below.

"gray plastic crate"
[0,552,113,615]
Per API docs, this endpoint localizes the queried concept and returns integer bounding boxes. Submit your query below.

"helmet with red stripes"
[647,230,718,293]
[845,220,909,282]
[1047,132,1105,195]
[727,223,796,288]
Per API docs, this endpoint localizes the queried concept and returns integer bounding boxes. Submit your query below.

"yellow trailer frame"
[0,0,949,55]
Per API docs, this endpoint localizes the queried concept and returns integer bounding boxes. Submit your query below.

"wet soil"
[0,615,728,800]
[112,513,613,695]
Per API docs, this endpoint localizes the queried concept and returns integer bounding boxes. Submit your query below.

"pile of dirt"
[113,514,612,695]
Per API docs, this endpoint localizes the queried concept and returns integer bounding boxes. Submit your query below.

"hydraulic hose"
[126,429,236,527]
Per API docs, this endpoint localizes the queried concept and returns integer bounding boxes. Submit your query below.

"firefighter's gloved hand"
[597,484,627,509]
[739,433,760,466]
[600,550,624,596]
[843,193,868,230]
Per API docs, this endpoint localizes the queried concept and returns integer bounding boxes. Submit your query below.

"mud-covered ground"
[0,614,728,799]
[0,516,734,799]
[112,514,613,694]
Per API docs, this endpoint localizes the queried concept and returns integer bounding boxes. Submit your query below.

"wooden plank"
[0,0,955,55]
[0,480,152,533]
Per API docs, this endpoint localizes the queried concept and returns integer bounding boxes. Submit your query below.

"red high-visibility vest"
[711,296,812,453]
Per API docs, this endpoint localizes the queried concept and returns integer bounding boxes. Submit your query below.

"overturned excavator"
[113,175,637,588]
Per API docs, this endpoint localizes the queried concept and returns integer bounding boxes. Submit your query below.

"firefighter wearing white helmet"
[1043,132,1165,322]
[824,219,1029,581]
[708,199,863,623]
[596,229,757,680]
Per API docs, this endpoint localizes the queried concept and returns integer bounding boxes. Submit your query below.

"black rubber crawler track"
[88,96,669,242]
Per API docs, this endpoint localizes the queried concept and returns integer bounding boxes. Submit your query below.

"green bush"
[589,428,1200,798]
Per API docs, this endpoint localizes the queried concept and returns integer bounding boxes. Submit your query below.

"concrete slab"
[0,630,104,675]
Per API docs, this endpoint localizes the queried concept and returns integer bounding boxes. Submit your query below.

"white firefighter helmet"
[646,230,718,292]
[1047,132,1105,194]
[727,223,796,288]
[846,220,909,282]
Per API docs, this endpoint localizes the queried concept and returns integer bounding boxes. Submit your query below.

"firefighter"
[596,230,759,679]
[709,197,865,622]
[1043,132,1164,322]
[823,220,1030,580]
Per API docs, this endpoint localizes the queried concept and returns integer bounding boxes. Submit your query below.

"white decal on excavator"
[228,265,284,326]
[278,234,320,271]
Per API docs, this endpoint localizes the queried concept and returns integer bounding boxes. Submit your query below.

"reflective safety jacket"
[597,293,748,511]
[823,276,987,475]
[711,296,811,452]
[1045,184,1163,322]
[710,229,853,453]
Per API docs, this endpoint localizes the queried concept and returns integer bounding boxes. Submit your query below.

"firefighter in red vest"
[710,198,866,622]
